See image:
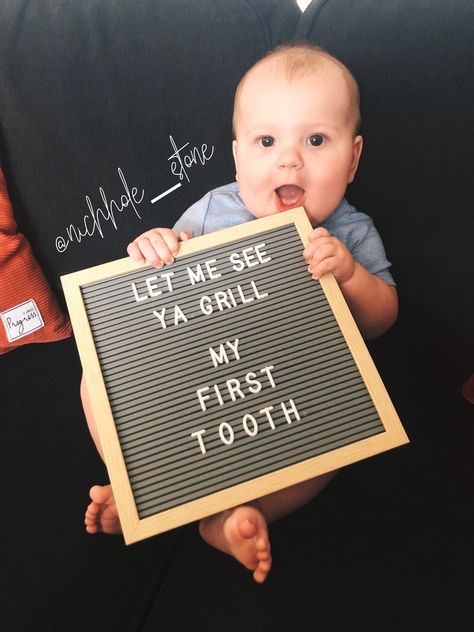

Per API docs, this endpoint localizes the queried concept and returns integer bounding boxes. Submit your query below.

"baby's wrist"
[338,260,357,287]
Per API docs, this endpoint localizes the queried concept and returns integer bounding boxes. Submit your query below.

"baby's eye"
[307,134,324,147]
[259,136,275,148]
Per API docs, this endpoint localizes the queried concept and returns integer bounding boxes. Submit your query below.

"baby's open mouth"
[274,185,305,211]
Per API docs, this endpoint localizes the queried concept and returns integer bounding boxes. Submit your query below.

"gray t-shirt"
[173,182,395,286]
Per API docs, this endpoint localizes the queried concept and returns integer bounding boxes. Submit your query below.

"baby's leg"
[199,504,272,583]
[81,377,122,534]
[257,470,338,523]
[81,375,105,461]
[84,484,122,534]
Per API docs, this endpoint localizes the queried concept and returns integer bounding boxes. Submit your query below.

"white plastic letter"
[260,405,276,430]
[242,414,258,437]
[260,365,276,388]
[131,282,147,302]
[200,295,213,315]
[187,264,206,285]
[153,308,167,329]
[196,387,211,411]
[191,429,207,455]
[219,422,235,446]
[281,399,300,424]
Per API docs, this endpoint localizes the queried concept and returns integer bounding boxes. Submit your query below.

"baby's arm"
[127,228,192,268]
[304,227,398,339]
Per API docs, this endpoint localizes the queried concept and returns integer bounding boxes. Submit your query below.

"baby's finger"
[148,232,176,265]
[303,236,333,260]
[308,256,337,280]
[307,242,337,267]
[127,241,146,264]
[179,231,193,242]
[308,227,330,241]
[136,236,167,268]
[158,230,180,257]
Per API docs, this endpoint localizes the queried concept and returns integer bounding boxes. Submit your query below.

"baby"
[82,43,398,583]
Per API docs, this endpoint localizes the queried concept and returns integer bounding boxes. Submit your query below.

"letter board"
[61,208,408,544]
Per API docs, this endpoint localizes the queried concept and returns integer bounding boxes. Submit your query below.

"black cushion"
[0,3,300,631]
[0,337,186,631]
[0,0,299,289]
[296,0,474,394]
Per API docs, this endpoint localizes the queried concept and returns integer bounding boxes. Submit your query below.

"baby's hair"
[232,42,361,137]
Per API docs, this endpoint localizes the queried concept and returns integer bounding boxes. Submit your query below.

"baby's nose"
[278,146,303,169]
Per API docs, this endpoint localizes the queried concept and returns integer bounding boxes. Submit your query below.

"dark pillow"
[296,0,473,392]
[0,0,299,292]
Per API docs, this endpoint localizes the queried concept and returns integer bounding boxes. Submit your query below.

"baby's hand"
[303,227,355,285]
[127,228,192,268]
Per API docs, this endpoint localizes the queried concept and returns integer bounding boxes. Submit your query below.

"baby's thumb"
[179,231,192,241]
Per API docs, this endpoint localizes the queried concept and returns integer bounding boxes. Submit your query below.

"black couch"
[1,1,472,630]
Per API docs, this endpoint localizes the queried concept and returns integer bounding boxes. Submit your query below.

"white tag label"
[1,299,45,342]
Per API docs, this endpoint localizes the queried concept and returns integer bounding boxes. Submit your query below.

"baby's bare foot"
[200,505,272,583]
[84,484,122,535]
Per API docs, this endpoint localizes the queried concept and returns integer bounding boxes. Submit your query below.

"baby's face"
[232,60,362,225]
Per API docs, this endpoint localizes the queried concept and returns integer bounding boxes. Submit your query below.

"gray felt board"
[80,223,384,519]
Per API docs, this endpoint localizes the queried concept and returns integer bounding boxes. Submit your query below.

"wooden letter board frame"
[62,208,408,544]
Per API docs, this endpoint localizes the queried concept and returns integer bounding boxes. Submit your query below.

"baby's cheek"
[242,190,271,218]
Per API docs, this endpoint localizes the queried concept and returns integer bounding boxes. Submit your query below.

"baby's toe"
[89,484,113,504]
[85,502,101,516]
[255,537,270,551]
[254,558,272,583]
[259,560,272,573]
[237,518,257,540]
[253,566,269,583]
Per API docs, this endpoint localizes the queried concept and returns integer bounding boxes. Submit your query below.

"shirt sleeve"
[324,205,396,286]
[172,183,254,236]
[172,192,212,237]
[352,221,395,286]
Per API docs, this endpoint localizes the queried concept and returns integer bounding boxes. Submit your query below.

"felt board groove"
[125,400,379,480]
[119,374,367,461]
[81,226,298,304]
[108,335,346,405]
[129,405,379,484]
[93,299,337,371]
[124,380,373,458]
[81,240,308,320]
[105,338,354,421]
[111,356,360,430]
[91,289,334,353]
[131,417,381,500]
[90,297,336,378]
[116,379,364,452]
[79,222,387,519]
[101,310,340,391]
[109,357,356,423]
[133,424,384,515]
[92,292,335,366]
[118,376,368,456]
[85,265,321,343]
[106,327,349,412]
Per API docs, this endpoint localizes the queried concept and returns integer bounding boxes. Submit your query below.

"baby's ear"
[348,135,363,183]
[232,140,239,181]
